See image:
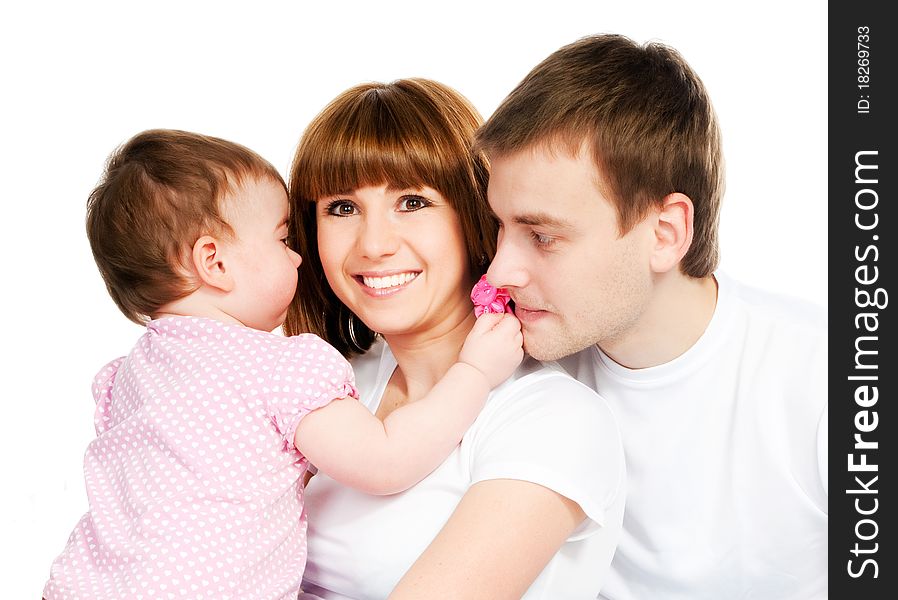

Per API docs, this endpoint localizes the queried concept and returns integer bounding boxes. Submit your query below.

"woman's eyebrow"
[385,184,424,193]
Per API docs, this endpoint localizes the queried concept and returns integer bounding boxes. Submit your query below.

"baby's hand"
[458,312,524,388]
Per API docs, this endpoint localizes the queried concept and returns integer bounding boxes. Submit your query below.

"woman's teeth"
[362,272,418,289]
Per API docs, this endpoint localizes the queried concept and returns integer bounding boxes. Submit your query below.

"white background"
[1,1,826,595]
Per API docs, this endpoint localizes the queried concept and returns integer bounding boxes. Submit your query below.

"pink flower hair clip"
[470,274,512,317]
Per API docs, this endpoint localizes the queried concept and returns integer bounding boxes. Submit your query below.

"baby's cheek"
[277,267,299,302]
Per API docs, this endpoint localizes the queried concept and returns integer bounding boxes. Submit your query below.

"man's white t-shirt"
[559,272,827,600]
[301,343,625,599]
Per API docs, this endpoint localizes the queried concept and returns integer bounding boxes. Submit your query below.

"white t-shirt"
[301,342,625,599]
[558,272,828,600]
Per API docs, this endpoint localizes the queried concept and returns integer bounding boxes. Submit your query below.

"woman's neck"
[382,307,477,403]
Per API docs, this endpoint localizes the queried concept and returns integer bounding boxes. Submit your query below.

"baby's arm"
[294,313,523,495]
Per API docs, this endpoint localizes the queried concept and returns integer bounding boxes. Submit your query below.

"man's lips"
[509,297,551,322]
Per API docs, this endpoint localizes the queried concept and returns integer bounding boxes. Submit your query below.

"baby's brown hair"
[86,129,285,324]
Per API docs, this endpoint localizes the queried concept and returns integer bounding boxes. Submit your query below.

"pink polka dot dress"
[43,316,358,600]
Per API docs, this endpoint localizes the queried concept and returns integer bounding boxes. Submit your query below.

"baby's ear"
[191,235,234,292]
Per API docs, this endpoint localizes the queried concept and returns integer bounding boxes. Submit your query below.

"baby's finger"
[494,313,522,335]
[471,311,505,333]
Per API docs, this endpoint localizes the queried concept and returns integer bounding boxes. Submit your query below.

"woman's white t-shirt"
[301,340,625,599]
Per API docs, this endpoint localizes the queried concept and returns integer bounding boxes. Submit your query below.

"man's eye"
[399,195,431,211]
[530,231,556,248]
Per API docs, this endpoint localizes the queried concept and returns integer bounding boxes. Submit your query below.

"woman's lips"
[354,271,420,297]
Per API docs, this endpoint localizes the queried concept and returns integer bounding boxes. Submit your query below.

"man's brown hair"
[86,129,285,324]
[476,34,724,277]
[285,78,494,356]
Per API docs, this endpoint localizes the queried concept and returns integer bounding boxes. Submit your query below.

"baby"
[43,129,522,599]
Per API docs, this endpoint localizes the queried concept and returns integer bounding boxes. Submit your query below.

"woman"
[285,78,625,599]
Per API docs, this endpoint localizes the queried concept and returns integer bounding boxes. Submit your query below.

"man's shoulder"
[720,273,826,340]
[717,275,827,398]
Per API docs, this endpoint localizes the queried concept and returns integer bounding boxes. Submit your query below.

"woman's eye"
[398,195,431,212]
[324,200,358,217]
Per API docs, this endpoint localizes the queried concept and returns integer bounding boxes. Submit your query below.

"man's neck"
[601,273,718,370]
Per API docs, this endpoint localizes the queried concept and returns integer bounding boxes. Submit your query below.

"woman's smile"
[355,270,421,296]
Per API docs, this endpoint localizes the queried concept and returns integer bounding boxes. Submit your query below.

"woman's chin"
[356,318,417,338]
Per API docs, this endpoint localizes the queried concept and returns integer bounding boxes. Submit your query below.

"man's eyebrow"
[512,212,574,229]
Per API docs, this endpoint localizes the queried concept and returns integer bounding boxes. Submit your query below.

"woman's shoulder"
[491,356,614,414]
[472,356,623,451]
[466,355,626,525]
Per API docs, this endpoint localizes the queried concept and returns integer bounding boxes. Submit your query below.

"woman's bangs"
[298,107,449,202]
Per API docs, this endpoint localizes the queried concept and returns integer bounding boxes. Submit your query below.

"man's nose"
[486,234,529,289]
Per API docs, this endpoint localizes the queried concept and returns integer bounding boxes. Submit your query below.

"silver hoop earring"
[348,313,360,349]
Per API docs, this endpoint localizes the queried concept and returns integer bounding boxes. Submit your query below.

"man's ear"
[649,192,694,274]
[191,235,234,292]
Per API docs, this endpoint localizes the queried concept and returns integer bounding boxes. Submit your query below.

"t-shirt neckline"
[594,273,732,385]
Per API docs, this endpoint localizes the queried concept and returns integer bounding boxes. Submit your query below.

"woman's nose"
[358,215,400,259]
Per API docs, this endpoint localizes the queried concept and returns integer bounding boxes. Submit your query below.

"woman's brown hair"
[285,78,494,357]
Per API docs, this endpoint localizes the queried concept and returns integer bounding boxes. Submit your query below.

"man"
[477,34,827,599]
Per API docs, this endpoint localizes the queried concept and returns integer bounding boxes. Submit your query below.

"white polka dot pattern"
[43,316,358,600]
